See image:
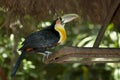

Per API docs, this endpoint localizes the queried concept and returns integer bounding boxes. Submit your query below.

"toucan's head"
[55,14,79,26]
[54,14,79,45]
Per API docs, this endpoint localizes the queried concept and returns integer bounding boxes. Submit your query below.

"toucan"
[11,14,79,77]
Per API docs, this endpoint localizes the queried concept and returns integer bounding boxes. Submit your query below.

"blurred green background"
[0,0,120,80]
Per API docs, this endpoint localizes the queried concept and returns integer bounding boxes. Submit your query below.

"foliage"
[0,7,120,80]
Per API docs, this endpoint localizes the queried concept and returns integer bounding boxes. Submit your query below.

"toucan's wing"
[20,28,59,51]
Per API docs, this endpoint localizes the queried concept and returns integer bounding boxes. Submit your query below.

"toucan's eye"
[59,17,64,24]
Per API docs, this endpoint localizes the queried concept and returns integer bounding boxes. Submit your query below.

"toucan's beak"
[61,14,79,24]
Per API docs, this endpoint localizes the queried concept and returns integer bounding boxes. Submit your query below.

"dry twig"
[93,0,120,47]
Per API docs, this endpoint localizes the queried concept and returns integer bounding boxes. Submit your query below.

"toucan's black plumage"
[20,20,60,52]
[11,19,59,77]
[11,14,79,77]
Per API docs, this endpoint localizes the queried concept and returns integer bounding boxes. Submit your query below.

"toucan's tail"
[11,51,26,77]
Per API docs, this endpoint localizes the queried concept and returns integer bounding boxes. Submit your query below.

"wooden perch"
[44,47,120,64]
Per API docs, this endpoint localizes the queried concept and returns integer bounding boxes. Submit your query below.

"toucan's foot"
[45,51,52,57]
[42,51,52,62]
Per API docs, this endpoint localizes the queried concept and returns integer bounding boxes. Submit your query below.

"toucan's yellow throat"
[55,20,66,45]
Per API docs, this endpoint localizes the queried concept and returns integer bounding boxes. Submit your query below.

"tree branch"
[59,61,120,65]
[93,0,120,47]
[44,47,120,64]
